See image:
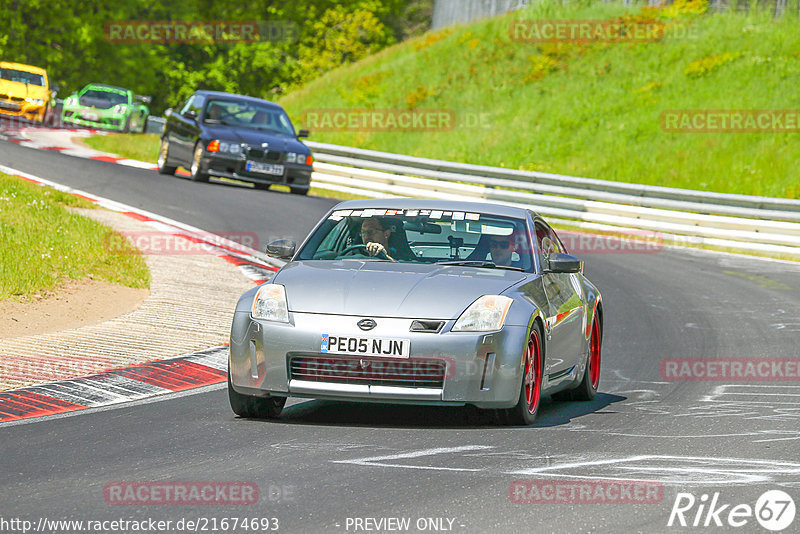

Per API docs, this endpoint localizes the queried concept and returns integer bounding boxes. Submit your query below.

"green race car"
[61,83,150,132]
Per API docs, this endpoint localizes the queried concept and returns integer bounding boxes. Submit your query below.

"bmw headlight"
[452,295,513,332]
[25,97,44,105]
[286,152,297,163]
[251,284,290,323]
[218,142,242,154]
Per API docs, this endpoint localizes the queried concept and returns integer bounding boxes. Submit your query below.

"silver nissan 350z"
[228,199,603,425]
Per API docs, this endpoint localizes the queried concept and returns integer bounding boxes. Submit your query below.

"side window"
[534,221,562,270]
[179,96,194,116]
[191,95,205,115]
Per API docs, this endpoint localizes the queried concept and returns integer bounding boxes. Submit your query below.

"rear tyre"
[157,137,177,175]
[502,323,544,426]
[228,371,285,419]
[555,315,601,401]
[190,142,210,182]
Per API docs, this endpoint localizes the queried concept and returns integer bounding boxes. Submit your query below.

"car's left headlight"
[452,295,513,332]
[25,97,44,105]
[112,104,127,113]
[251,284,290,323]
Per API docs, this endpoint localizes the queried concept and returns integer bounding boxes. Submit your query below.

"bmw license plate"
[320,335,410,358]
[246,161,284,176]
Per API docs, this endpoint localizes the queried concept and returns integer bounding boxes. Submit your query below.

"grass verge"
[83,133,159,163]
[279,0,800,199]
[0,172,150,300]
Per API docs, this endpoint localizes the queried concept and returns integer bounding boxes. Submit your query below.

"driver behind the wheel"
[359,217,397,261]
[206,103,223,121]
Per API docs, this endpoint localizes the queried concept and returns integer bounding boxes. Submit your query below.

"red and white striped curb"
[0,164,287,422]
[0,346,230,423]
[0,126,166,172]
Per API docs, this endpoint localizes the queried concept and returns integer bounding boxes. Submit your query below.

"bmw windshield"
[203,98,295,135]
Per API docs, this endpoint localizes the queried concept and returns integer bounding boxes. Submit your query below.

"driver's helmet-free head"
[252,110,271,125]
[206,104,223,121]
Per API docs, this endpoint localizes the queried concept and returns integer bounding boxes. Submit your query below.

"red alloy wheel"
[524,329,542,415]
[589,317,601,389]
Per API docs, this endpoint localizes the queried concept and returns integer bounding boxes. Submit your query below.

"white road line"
[334,445,494,472]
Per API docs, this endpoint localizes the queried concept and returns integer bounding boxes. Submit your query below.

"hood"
[0,80,48,100]
[204,126,307,152]
[273,260,526,319]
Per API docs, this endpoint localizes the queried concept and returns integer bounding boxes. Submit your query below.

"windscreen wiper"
[436,260,524,271]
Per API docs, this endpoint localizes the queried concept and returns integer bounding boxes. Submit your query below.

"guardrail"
[305,141,800,258]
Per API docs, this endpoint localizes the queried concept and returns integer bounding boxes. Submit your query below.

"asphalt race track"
[2,135,800,533]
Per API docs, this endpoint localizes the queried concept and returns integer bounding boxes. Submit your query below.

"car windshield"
[297,208,533,271]
[79,89,128,106]
[203,99,295,135]
[0,68,44,86]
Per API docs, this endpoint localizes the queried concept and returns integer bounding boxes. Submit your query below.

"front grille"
[246,147,282,162]
[290,355,446,388]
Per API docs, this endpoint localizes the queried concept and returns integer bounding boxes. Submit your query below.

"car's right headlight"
[452,295,513,332]
[251,284,290,322]
[64,96,76,106]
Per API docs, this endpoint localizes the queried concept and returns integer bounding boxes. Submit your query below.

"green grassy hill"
[279,0,800,198]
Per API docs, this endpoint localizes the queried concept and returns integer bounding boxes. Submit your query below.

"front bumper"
[229,311,528,409]
[202,152,311,189]
[61,108,125,130]
[0,99,46,122]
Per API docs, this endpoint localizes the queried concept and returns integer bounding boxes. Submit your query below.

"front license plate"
[320,335,410,358]
[81,111,98,121]
[246,161,284,176]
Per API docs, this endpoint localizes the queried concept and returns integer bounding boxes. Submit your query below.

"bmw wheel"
[157,137,177,175]
[190,142,210,182]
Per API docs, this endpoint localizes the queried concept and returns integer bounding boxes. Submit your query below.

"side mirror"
[266,239,296,260]
[165,108,173,117]
[184,109,197,121]
[50,84,59,95]
[297,129,309,138]
[546,252,583,274]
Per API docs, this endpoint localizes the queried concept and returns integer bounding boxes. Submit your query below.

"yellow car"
[0,62,53,123]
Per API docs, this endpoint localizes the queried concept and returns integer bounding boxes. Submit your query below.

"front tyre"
[228,371,286,419]
[190,142,210,182]
[290,186,309,195]
[157,137,177,175]
[503,323,544,426]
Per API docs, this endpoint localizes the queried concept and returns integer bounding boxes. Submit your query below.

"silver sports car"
[228,199,603,425]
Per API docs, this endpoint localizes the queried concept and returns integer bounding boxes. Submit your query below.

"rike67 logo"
[668,490,795,531]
